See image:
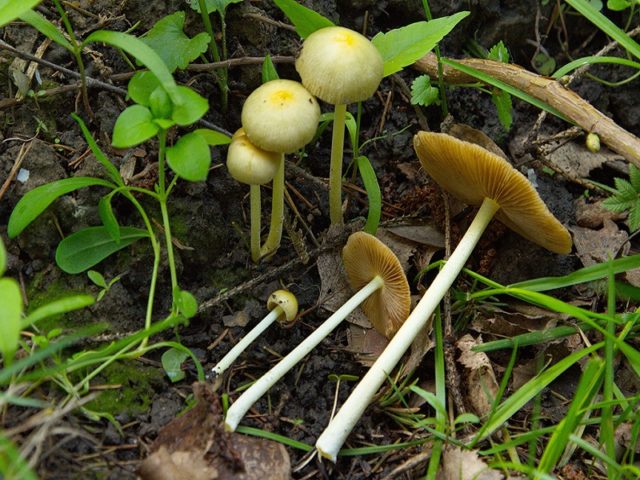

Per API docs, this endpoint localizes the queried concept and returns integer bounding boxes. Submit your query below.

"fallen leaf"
[386,224,445,248]
[346,324,389,366]
[574,197,625,228]
[441,446,503,480]
[570,219,628,267]
[457,335,499,418]
[548,141,624,178]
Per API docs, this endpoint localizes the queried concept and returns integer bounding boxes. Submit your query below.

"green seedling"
[87,270,123,302]
[602,164,640,231]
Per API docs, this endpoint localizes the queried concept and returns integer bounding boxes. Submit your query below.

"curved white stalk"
[212,307,282,376]
[225,275,385,432]
[316,197,500,461]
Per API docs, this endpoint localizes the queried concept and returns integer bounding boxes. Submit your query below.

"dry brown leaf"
[386,224,445,248]
[457,335,499,418]
[571,219,628,267]
[440,446,503,480]
[511,358,539,390]
[616,423,640,454]
[574,197,626,229]
[548,142,624,178]
[223,310,251,328]
[401,319,434,377]
[346,324,389,366]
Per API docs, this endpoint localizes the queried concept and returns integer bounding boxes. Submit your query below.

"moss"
[86,360,165,416]
[26,271,88,331]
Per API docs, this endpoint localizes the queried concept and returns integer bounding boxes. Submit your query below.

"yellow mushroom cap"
[267,289,298,324]
[342,232,411,339]
[226,128,281,185]
[241,79,320,154]
[295,26,384,105]
[413,131,572,254]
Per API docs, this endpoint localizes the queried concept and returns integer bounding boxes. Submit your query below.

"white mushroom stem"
[250,184,261,263]
[225,274,385,432]
[316,197,501,461]
[329,104,347,225]
[260,154,285,259]
[212,306,282,376]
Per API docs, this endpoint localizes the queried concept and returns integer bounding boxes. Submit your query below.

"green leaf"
[0,0,41,28]
[607,0,632,11]
[84,30,180,103]
[613,177,637,200]
[112,105,159,148]
[192,128,231,146]
[141,12,210,72]
[8,177,115,238]
[356,155,382,234]
[22,295,94,329]
[492,88,513,131]
[0,236,6,277]
[72,114,123,186]
[410,75,439,106]
[128,71,160,107]
[0,278,22,366]
[189,0,243,14]
[166,132,211,181]
[272,0,335,38]
[174,288,198,318]
[629,164,640,191]
[262,54,279,83]
[55,226,148,274]
[171,86,208,126]
[487,41,509,63]
[20,9,73,52]
[629,199,640,231]
[149,86,173,119]
[372,12,469,77]
[98,195,120,243]
[161,347,189,382]
[87,270,107,288]
[532,52,556,76]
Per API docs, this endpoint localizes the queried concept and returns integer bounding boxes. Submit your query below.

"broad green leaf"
[356,155,381,234]
[142,12,210,72]
[273,0,335,38]
[487,41,509,63]
[192,128,231,146]
[20,9,73,52]
[372,12,469,77]
[492,88,513,131]
[72,114,123,185]
[128,71,161,107]
[22,295,94,328]
[174,288,198,318]
[87,270,107,288]
[55,226,148,274]
[98,195,120,243]
[112,105,159,148]
[161,347,189,382]
[0,277,22,366]
[166,132,211,181]
[189,0,242,14]
[0,0,41,27]
[607,0,632,10]
[0,236,6,276]
[8,177,115,238]
[410,75,439,106]
[149,86,172,119]
[84,30,180,103]
[171,86,208,126]
[262,54,279,83]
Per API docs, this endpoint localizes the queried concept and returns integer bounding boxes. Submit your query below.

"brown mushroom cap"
[413,131,572,254]
[342,232,411,339]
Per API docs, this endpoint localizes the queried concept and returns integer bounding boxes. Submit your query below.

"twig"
[0,140,33,201]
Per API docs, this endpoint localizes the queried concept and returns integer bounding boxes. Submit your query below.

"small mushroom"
[316,131,572,462]
[296,26,384,225]
[240,79,320,260]
[226,129,281,262]
[224,232,410,432]
[212,290,298,376]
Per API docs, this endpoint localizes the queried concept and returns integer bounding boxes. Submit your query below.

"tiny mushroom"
[240,79,320,260]
[224,231,410,432]
[226,128,281,262]
[316,131,573,462]
[296,26,384,225]
[212,290,298,376]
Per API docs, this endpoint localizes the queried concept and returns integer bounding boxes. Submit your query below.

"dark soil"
[2,1,639,478]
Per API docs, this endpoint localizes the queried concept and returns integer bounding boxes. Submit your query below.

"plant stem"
[329,104,347,225]
[225,275,385,431]
[157,130,178,297]
[421,0,448,117]
[259,154,285,259]
[250,184,261,263]
[196,0,228,111]
[212,307,282,376]
[315,197,500,461]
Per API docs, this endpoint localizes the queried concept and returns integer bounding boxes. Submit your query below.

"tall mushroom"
[296,26,384,225]
[316,131,573,461]
[241,79,320,260]
[212,290,298,376]
[224,231,410,431]
[226,129,281,262]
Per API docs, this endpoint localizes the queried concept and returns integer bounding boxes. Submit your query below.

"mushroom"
[224,231,410,431]
[226,129,281,262]
[296,26,384,225]
[212,290,298,376]
[240,79,320,260]
[315,131,573,461]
